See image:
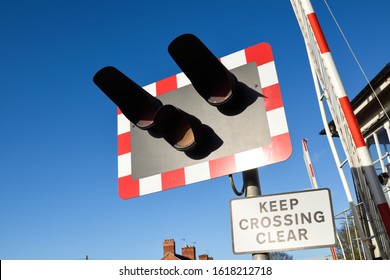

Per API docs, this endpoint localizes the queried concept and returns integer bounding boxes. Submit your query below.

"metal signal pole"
[242,169,270,260]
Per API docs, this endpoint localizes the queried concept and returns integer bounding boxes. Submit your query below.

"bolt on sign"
[230,189,336,254]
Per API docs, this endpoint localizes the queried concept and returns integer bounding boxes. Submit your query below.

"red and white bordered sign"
[117,42,291,199]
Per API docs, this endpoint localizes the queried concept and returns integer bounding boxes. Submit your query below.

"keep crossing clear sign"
[230,188,336,254]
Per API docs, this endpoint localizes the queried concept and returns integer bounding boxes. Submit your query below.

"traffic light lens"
[208,94,232,105]
[173,120,195,150]
[154,105,203,152]
[136,106,156,129]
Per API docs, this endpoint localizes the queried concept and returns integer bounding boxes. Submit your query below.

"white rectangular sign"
[230,188,336,254]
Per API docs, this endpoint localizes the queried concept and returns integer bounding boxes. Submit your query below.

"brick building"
[161,239,213,260]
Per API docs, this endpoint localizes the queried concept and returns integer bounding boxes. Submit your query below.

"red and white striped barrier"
[296,0,390,238]
[302,138,319,190]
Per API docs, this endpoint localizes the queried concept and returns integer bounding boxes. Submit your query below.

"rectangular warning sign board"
[117,42,292,199]
[230,188,336,254]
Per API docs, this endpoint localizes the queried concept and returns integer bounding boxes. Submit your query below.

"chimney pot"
[163,239,176,255]
[181,245,196,260]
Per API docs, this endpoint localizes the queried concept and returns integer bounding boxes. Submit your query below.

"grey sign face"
[131,62,271,180]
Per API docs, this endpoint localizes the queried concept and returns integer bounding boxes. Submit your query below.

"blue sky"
[0,0,389,260]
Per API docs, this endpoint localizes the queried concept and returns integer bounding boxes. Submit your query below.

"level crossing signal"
[168,34,238,108]
[94,34,251,153]
[93,33,291,199]
[94,66,205,152]
[94,66,163,131]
